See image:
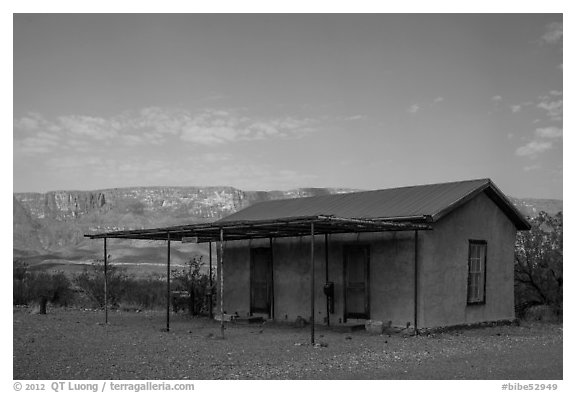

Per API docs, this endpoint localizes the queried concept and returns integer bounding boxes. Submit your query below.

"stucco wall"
[217,191,517,329]
[218,231,417,327]
[418,192,517,328]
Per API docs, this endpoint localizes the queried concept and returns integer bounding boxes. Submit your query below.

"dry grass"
[13,307,562,380]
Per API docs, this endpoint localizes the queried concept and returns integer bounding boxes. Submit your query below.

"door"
[343,245,370,321]
[250,247,273,317]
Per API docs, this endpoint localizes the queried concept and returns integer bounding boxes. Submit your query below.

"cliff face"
[16,191,107,221]
[13,186,355,251]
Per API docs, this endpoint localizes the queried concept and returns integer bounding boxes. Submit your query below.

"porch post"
[209,241,213,319]
[310,222,315,344]
[219,227,225,338]
[414,229,419,335]
[269,237,275,320]
[104,237,108,324]
[325,233,329,326]
[166,232,171,332]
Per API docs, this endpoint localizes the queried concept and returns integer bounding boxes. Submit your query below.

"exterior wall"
[418,192,517,328]
[218,231,418,328]
[217,191,517,329]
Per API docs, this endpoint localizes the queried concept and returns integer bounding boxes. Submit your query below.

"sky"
[12,13,563,199]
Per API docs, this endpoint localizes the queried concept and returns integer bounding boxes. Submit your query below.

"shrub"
[515,211,563,317]
[13,260,74,312]
[74,260,128,308]
[171,256,215,315]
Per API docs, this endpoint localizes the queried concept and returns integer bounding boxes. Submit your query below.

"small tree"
[74,259,127,308]
[171,256,213,315]
[13,260,30,305]
[515,211,563,315]
[29,271,73,314]
[13,261,73,311]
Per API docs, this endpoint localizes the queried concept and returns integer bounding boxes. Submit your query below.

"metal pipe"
[269,237,274,320]
[166,232,171,332]
[219,227,225,338]
[104,237,108,324]
[325,233,329,326]
[414,230,419,335]
[209,241,213,319]
[311,222,315,344]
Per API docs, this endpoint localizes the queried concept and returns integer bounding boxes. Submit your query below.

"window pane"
[468,242,486,303]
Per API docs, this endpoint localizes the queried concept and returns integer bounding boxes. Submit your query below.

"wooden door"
[343,245,370,321]
[250,248,273,317]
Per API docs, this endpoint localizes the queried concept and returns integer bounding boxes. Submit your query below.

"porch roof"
[84,214,431,243]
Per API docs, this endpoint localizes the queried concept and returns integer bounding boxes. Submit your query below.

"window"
[467,241,487,304]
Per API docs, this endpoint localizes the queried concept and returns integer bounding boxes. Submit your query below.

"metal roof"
[84,178,529,242]
[85,215,431,243]
[218,178,531,230]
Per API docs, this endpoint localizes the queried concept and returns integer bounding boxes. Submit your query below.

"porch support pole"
[325,233,329,326]
[310,222,315,345]
[104,237,108,324]
[269,237,275,320]
[219,228,225,338]
[166,232,171,332]
[414,230,418,335]
[209,241,213,319]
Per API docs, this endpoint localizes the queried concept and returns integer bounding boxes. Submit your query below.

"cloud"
[515,125,562,158]
[535,127,562,139]
[14,134,61,154]
[433,97,444,104]
[407,104,419,114]
[523,164,541,172]
[536,93,563,122]
[541,21,563,45]
[344,115,366,121]
[179,110,315,145]
[57,115,118,140]
[516,141,553,157]
[511,105,522,113]
[491,95,503,102]
[14,108,317,152]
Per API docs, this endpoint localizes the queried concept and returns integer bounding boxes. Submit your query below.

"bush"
[121,274,166,309]
[13,260,74,312]
[74,260,128,308]
[171,256,215,316]
[515,211,563,317]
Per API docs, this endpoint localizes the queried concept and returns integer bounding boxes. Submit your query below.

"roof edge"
[431,179,531,230]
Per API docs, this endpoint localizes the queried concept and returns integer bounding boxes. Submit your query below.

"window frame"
[466,240,487,305]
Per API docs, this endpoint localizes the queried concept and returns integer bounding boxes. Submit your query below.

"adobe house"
[86,178,530,341]
[215,178,530,331]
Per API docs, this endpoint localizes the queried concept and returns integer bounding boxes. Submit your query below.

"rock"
[523,305,559,322]
[365,320,384,335]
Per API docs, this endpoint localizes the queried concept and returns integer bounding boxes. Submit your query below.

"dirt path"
[13,308,562,380]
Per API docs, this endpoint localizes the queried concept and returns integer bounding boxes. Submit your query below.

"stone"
[365,320,384,335]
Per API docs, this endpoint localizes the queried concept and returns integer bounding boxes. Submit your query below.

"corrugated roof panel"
[220,179,490,222]
[217,178,531,230]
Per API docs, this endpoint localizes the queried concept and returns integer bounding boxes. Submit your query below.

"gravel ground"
[13,307,563,380]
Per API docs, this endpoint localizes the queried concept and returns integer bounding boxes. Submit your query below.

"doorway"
[250,247,273,318]
[343,245,370,321]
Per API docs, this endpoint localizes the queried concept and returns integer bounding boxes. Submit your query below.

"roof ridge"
[253,178,491,205]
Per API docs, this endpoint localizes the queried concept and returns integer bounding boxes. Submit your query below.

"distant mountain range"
[13,186,562,276]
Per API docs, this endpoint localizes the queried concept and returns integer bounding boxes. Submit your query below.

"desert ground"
[13,307,562,380]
